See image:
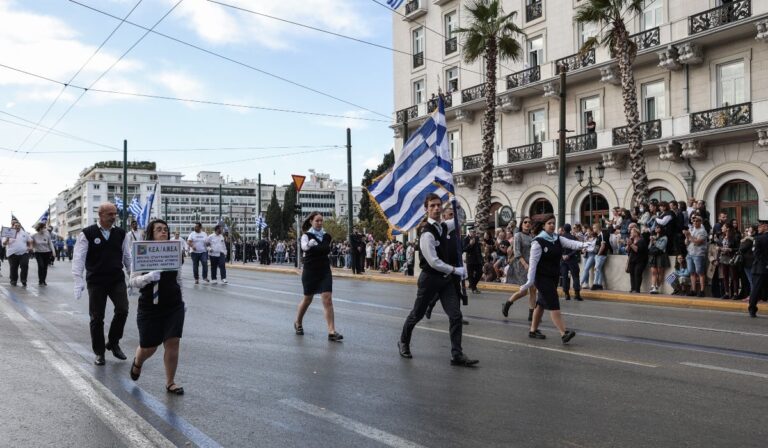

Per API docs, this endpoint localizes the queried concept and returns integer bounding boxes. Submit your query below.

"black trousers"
[559,259,581,295]
[401,272,463,358]
[35,252,51,283]
[8,253,29,284]
[466,263,482,290]
[87,278,129,355]
[748,273,767,315]
[628,260,645,292]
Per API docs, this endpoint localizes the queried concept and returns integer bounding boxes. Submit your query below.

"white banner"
[1,227,15,239]
[131,240,183,272]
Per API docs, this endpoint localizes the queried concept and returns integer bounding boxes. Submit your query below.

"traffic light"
[294,204,302,214]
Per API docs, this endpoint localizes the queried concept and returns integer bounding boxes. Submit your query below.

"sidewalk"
[227,263,750,312]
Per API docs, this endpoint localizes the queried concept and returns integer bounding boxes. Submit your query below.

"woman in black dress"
[294,212,343,341]
[128,219,186,395]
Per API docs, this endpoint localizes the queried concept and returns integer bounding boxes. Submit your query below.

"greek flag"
[37,209,50,224]
[368,96,452,232]
[138,186,156,229]
[114,195,124,211]
[128,196,142,218]
[387,0,405,10]
[665,272,678,286]
[255,214,268,229]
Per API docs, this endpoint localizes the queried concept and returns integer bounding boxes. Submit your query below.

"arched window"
[717,180,758,231]
[580,193,609,227]
[529,198,553,221]
[649,187,675,203]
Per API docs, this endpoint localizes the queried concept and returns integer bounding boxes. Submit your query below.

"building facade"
[393,0,768,228]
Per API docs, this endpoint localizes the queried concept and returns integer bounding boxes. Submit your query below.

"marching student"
[2,219,32,287]
[293,211,343,341]
[207,225,227,284]
[32,222,55,285]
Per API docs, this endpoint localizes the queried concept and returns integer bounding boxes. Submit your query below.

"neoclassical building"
[392,0,768,229]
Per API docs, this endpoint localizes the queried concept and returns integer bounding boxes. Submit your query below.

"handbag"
[730,253,743,266]
[719,254,732,266]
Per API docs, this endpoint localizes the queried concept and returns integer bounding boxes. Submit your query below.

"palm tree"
[456,0,522,231]
[576,0,649,206]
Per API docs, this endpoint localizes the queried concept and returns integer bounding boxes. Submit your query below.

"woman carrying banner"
[505,214,587,343]
[294,211,343,341]
[128,219,186,395]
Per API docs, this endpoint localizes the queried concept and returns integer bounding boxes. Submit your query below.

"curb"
[226,263,749,312]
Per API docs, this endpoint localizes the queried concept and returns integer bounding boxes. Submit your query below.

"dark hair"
[659,201,669,209]
[678,200,687,210]
[145,219,170,241]
[302,211,323,233]
[518,216,531,232]
[194,222,202,227]
[423,193,442,208]
[532,213,555,234]
[674,256,687,271]
[654,225,666,236]
[214,224,221,231]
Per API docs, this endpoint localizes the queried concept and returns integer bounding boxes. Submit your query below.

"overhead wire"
[68,0,392,120]
[0,111,120,151]
[1,144,344,155]
[167,146,344,170]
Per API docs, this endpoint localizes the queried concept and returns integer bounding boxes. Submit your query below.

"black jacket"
[752,232,768,275]
[463,235,483,265]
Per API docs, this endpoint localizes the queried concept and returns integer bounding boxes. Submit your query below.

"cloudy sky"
[0,0,396,226]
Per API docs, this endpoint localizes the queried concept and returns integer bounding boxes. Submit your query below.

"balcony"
[461,83,486,103]
[565,132,597,154]
[395,105,418,124]
[689,0,751,35]
[404,0,427,20]
[462,154,483,171]
[427,94,453,113]
[690,102,752,133]
[555,48,595,75]
[526,0,543,22]
[445,37,458,55]
[413,52,424,68]
[506,66,540,89]
[631,27,660,52]
[507,142,542,163]
[612,119,662,145]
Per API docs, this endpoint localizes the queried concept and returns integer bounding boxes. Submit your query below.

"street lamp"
[575,161,605,227]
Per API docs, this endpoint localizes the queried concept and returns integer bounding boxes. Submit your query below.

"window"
[446,67,459,93]
[92,195,102,202]
[93,184,100,190]
[412,27,424,57]
[413,79,425,104]
[530,198,553,220]
[642,0,663,30]
[527,36,544,66]
[649,187,675,203]
[448,130,460,160]
[579,22,597,47]
[717,180,758,231]
[580,193,610,227]
[529,109,546,143]
[580,95,601,132]
[444,11,456,39]
[717,60,745,107]
[642,81,666,121]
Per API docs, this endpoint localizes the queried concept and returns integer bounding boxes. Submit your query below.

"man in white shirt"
[2,220,32,287]
[187,222,209,284]
[207,225,227,284]
[127,220,144,244]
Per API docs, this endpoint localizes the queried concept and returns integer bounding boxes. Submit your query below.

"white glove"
[453,266,466,279]
[148,271,161,282]
[307,239,319,248]
[74,284,85,301]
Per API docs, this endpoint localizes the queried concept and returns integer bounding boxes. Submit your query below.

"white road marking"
[564,312,768,338]
[280,398,428,448]
[680,362,768,379]
[0,298,174,448]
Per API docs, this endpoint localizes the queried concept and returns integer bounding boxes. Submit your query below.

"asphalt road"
[1,260,767,447]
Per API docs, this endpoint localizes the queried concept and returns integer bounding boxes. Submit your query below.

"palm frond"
[579,36,600,56]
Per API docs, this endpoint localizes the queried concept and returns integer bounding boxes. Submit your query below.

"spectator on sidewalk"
[592,222,611,290]
[463,227,483,293]
[627,227,648,294]
[559,224,582,301]
[738,225,757,299]
[648,225,669,294]
[717,224,739,300]
[672,255,691,295]
[684,215,708,297]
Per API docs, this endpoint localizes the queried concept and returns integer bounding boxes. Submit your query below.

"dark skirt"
[137,303,185,348]
[534,274,560,311]
[649,254,671,268]
[302,264,333,296]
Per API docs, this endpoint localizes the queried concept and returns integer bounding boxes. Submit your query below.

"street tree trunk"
[474,41,498,232]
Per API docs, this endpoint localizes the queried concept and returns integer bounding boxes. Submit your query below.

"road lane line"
[280,398,428,448]
[680,362,768,379]
[563,312,768,338]
[0,298,174,448]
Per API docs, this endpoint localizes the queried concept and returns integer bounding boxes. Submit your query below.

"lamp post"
[574,161,605,227]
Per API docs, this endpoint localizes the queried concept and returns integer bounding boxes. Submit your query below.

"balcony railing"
[690,102,752,133]
[427,94,453,113]
[506,66,540,89]
[612,119,662,145]
[405,0,420,15]
[526,0,543,22]
[445,37,458,54]
[413,52,424,68]
[507,142,542,163]
[689,0,751,35]
[555,48,595,75]
[395,105,418,124]
[462,154,483,170]
[461,83,486,103]
[632,27,660,51]
[565,132,597,154]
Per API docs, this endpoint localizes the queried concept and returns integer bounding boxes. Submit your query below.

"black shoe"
[473,289,481,294]
[398,341,412,358]
[564,295,571,301]
[425,304,434,320]
[527,308,534,322]
[749,311,757,318]
[21,282,26,287]
[590,285,598,291]
[462,319,469,325]
[328,332,343,342]
[105,342,127,360]
[294,322,304,335]
[450,354,478,366]
[10,281,16,286]
[697,291,705,297]
[574,294,583,301]
[721,295,730,300]
[528,330,546,340]
[686,291,696,297]
[94,354,105,366]
[562,330,576,344]
[502,300,513,318]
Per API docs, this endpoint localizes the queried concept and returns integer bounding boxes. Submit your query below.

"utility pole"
[257,173,262,240]
[557,70,567,227]
[122,139,128,230]
[219,183,222,222]
[346,129,354,253]
[164,197,169,221]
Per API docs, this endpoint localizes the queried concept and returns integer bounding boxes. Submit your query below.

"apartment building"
[392,0,768,228]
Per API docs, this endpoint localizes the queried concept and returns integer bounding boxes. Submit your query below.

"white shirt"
[207,233,227,256]
[418,218,457,275]
[187,231,208,253]
[127,229,144,244]
[72,226,132,288]
[519,235,587,293]
[3,229,31,257]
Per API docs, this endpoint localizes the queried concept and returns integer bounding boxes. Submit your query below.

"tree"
[223,217,240,241]
[357,218,390,242]
[456,0,523,231]
[323,214,348,242]
[265,188,282,239]
[576,0,649,206]
[281,182,297,237]
[359,149,395,223]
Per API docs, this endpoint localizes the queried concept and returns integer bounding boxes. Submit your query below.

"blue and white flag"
[367,96,451,232]
[137,186,156,229]
[128,196,142,218]
[114,195,124,211]
[255,214,268,229]
[37,209,50,225]
[665,272,678,286]
[387,0,405,10]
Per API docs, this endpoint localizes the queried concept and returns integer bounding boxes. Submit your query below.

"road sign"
[292,174,306,192]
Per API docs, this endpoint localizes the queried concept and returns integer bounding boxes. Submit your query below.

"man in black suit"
[748,220,768,317]
[463,227,483,293]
